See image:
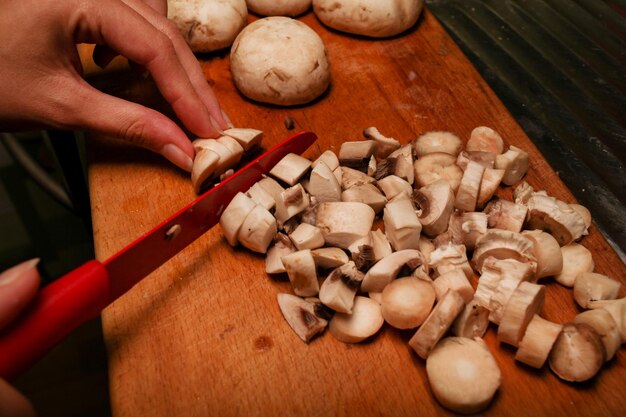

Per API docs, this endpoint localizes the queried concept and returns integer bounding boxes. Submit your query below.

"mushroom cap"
[381,277,436,329]
[329,296,384,343]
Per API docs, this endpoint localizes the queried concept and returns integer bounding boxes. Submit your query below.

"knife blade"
[0,131,317,380]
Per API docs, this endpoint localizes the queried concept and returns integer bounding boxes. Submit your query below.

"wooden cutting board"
[86,9,626,417]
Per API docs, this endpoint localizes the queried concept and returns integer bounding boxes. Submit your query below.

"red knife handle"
[0,260,110,381]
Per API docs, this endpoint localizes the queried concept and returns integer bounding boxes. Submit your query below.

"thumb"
[0,379,37,417]
[69,82,196,171]
[0,259,40,332]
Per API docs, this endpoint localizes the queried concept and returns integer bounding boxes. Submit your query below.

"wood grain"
[86,9,626,417]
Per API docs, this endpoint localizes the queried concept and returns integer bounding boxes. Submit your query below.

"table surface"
[86,9,626,417]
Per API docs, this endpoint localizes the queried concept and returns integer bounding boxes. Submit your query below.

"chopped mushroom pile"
[217,126,625,414]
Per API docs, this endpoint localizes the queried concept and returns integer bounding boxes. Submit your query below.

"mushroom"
[574,309,621,361]
[412,131,463,157]
[338,141,377,172]
[269,153,312,186]
[256,176,285,203]
[217,135,245,165]
[570,203,592,231]
[361,249,426,293]
[191,148,220,193]
[265,233,295,274]
[454,160,485,212]
[497,282,546,347]
[476,168,505,209]
[277,293,328,343]
[383,198,422,251]
[429,243,473,280]
[553,243,594,287]
[388,144,414,184]
[515,315,563,369]
[328,296,384,343]
[281,249,319,297]
[374,156,396,180]
[222,128,263,151]
[309,161,342,203]
[521,230,563,279]
[525,194,588,245]
[413,179,455,237]
[274,183,310,226]
[313,202,375,250]
[369,229,393,262]
[486,259,535,324]
[311,247,349,269]
[363,126,401,159]
[381,276,436,329]
[289,223,325,250]
[193,137,242,174]
[513,180,534,204]
[472,230,536,273]
[451,300,490,338]
[413,152,463,193]
[466,126,505,154]
[340,166,376,189]
[377,175,412,200]
[319,261,363,313]
[448,211,488,250]
[495,145,529,185]
[311,150,340,171]
[456,151,497,170]
[432,269,474,303]
[219,192,257,246]
[588,297,626,342]
[484,198,527,233]
[246,181,276,210]
[237,204,277,253]
[353,244,376,272]
[341,183,387,214]
[573,272,621,309]
[549,323,606,382]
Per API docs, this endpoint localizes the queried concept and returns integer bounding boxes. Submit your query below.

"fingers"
[0,379,37,417]
[0,259,40,332]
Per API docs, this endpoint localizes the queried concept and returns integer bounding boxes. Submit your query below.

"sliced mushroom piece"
[456,151,497,170]
[374,156,397,180]
[363,126,401,159]
[467,126,505,154]
[369,229,393,262]
[274,183,310,227]
[361,249,426,293]
[377,175,412,200]
[418,236,435,267]
[222,128,263,151]
[573,272,621,309]
[265,233,295,274]
[521,230,563,279]
[289,223,325,250]
[433,269,474,303]
[281,249,319,297]
[497,282,546,346]
[454,160,485,212]
[476,168,506,209]
[277,293,328,343]
[495,145,529,185]
[216,135,245,164]
[309,161,342,203]
[574,309,621,361]
[219,192,257,246]
[237,204,277,254]
[413,131,463,157]
[384,198,422,251]
[525,194,588,246]
[246,181,276,211]
[314,202,375,250]
[414,152,463,193]
[513,181,534,204]
[257,176,285,203]
[312,149,340,171]
[474,257,506,309]
[329,296,384,343]
[553,243,594,287]
[338,141,377,172]
[570,204,592,231]
[484,198,527,233]
[341,183,387,214]
[388,144,414,184]
[429,243,473,280]
[549,323,606,382]
[353,244,376,272]
[319,261,363,313]
[367,155,377,177]
[487,259,535,324]
[340,166,376,189]
[191,148,220,193]
[451,300,490,338]
[472,230,536,273]
[448,211,488,250]
[409,289,466,359]
[588,297,626,342]
[269,153,312,186]
[193,138,240,174]
[414,179,455,237]
[381,276,436,329]
[311,247,349,269]
[515,315,563,369]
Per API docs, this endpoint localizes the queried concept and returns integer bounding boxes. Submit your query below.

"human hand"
[0,0,230,172]
[0,260,40,417]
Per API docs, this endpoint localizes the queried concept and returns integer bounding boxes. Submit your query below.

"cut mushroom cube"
[309,161,342,203]
[525,194,587,246]
[312,150,340,171]
[497,282,546,347]
[521,230,563,279]
[311,247,349,269]
[329,296,384,343]
[341,183,387,214]
[467,126,505,154]
[277,293,328,343]
[265,233,295,274]
[476,168,506,209]
[433,269,474,304]
[413,131,463,157]
[414,152,463,193]
[384,198,422,251]
[281,249,319,297]
[216,135,244,164]
[219,192,257,247]
[193,138,240,174]
[377,175,412,200]
[454,160,485,212]
[414,179,455,237]
[338,141,377,172]
[340,166,376,189]
[388,144,414,184]
[246,182,276,211]
[361,249,427,293]
[289,223,325,250]
[191,148,220,193]
[573,272,621,309]
[369,229,393,262]
[257,176,285,204]
[269,153,312,186]
[495,145,529,185]
[274,184,310,226]
[363,126,401,159]
[484,198,527,233]
[487,259,535,324]
[448,211,488,251]
[515,315,563,369]
[319,261,363,313]
[237,205,277,254]
[451,300,490,338]
[429,243,473,280]
[313,202,375,250]
[222,128,263,151]
[553,243,594,287]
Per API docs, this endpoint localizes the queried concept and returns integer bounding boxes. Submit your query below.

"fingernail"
[221,109,234,129]
[0,259,40,287]
[162,144,193,172]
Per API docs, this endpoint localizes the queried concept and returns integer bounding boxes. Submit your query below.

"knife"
[0,131,317,380]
